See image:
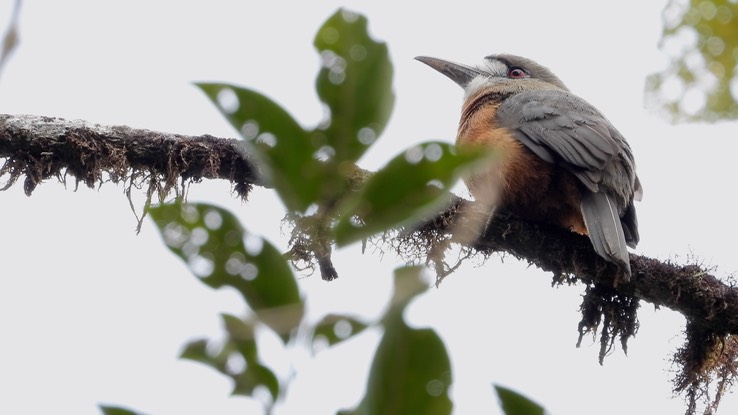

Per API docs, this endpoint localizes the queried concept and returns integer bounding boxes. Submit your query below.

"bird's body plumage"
[417,54,641,277]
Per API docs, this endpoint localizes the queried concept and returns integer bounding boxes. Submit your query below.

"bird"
[416,54,641,278]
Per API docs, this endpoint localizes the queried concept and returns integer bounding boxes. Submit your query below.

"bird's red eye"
[507,67,526,78]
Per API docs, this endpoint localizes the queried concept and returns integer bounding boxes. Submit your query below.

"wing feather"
[497,89,638,276]
[497,90,620,173]
[580,192,631,276]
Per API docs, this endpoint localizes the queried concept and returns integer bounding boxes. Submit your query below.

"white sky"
[2,1,738,414]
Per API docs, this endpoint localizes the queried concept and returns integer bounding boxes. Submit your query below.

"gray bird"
[416,54,641,277]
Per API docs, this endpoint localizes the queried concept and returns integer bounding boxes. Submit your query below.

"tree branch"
[2,113,737,336]
[0,114,260,197]
[407,197,738,334]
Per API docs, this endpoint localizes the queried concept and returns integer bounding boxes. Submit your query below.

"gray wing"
[580,192,631,275]
[496,89,622,193]
[497,89,638,275]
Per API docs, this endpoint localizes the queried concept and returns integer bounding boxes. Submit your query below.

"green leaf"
[386,266,430,313]
[334,142,492,245]
[646,1,738,121]
[494,385,545,415]
[180,316,280,402]
[233,362,280,401]
[180,339,214,365]
[361,325,452,415]
[196,83,323,211]
[149,202,304,339]
[346,267,452,415]
[222,313,259,362]
[314,8,394,164]
[99,406,146,415]
[180,338,231,376]
[312,314,369,349]
[223,316,281,401]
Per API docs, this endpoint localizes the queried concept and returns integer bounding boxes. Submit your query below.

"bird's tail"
[580,192,631,277]
[621,202,639,249]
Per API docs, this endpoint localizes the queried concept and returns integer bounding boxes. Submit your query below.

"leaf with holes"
[314,8,394,164]
[221,314,280,400]
[312,314,369,349]
[197,83,323,212]
[149,202,304,340]
[179,315,280,403]
[345,267,452,415]
[494,385,545,415]
[334,142,492,245]
[232,362,280,400]
[221,314,259,362]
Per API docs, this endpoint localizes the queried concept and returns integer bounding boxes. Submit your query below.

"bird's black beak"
[415,56,482,88]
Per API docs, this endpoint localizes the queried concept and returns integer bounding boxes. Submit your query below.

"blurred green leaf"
[314,8,394,164]
[197,83,323,211]
[180,339,214,365]
[334,142,491,246]
[0,0,20,78]
[233,361,280,400]
[222,313,259,362]
[180,338,231,378]
[647,0,738,121]
[99,406,147,415]
[386,266,430,313]
[346,267,452,415]
[361,325,452,415]
[494,385,545,415]
[180,315,280,402]
[312,314,369,349]
[149,202,304,339]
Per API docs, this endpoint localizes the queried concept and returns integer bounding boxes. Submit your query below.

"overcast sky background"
[2,1,738,414]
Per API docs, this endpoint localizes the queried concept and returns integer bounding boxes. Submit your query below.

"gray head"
[416,54,569,97]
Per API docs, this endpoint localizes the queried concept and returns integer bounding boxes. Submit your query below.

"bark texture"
[0,114,259,197]
[1,113,735,333]
[2,113,737,412]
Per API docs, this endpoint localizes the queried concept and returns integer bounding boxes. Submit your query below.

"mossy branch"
[1,113,735,333]
[0,114,259,198]
[2,113,736,412]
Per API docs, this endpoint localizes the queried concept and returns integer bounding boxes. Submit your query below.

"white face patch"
[463,59,508,100]
[480,59,508,77]
[464,76,493,100]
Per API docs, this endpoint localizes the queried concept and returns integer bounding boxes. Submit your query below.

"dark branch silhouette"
[2,113,735,334]
[3,113,737,411]
[0,114,259,198]
[409,197,738,334]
